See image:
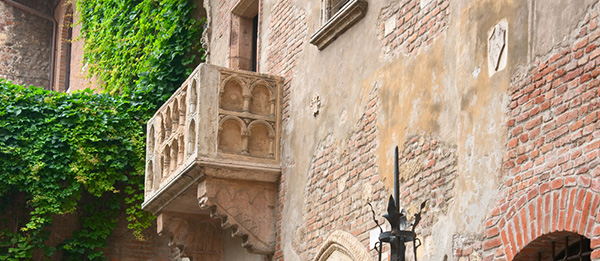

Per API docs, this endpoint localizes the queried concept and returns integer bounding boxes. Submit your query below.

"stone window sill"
[309,0,368,50]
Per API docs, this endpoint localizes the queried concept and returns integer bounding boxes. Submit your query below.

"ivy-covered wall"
[0,0,204,259]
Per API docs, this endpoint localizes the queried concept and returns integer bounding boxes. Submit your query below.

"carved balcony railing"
[142,64,283,257]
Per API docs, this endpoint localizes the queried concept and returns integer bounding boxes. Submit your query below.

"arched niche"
[148,125,155,156]
[160,119,166,143]
[165,107,172,137]
[171,140,178,173]
[146,160,153,194]
[314,230,371,261]
[163,144,171,177]
[179,94,186,127]
[178,136,184,166]
[249,82,272,115]
[220,77,244,112]
[172,99,179,130]
[187,120,196,156]
[189,79,198,114]
[218,117,245,154]
[160,154,165,182]
[247,121,274,158]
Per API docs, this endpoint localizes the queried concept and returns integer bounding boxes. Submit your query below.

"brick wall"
[482,5,600,260]
[294,87,382,261]
[265,0,307,123]
[397,134,457,241]
[263,1,308,260]
[377,0,449,59]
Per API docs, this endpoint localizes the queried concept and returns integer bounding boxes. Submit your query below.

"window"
[310,0,368,50]
[514,232,592,261]
[53,3,73,92]
[229,0,259,71]
[323,0,348,23]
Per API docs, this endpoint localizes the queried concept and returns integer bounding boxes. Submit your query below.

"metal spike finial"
[367,145,428,261]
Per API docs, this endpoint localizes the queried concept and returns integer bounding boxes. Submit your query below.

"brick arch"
[54,2,73,92]
[483,183,600,260]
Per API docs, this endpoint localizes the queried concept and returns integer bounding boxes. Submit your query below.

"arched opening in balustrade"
[189,80,198,114]
[220,78,244,112]
[172,99,179,130]
[171,140,178,173]
[178,137,184,166]
[160,154,165,182]
[146,160,153,194]
[148,125,155,156]
[249,82,272,115]
[165,107,172,137]
[187,120,196,156]
[163,144,171,178]
[160,119,166,143]
[179,94,186,126]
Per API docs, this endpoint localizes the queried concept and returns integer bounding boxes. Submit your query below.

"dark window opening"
[329,0,350,19]
[552,236,592,261]
[64,25,72,91]
[250,14,258,72]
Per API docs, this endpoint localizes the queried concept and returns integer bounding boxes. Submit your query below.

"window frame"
[309,0,367,50]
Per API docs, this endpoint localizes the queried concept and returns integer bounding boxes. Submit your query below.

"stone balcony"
[142,64,283,257]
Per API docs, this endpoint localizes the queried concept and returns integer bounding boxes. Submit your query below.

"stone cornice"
[309,0,368,50]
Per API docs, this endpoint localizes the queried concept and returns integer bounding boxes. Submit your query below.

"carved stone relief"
[310,92,321,116]
[198,177,277,255]
[217,71,279,160]
[157,212,223,261]
[488,19,508,76]
[313,230,371,261]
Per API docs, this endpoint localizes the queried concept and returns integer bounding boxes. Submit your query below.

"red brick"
[573,37,588,51]
[483,237,502,250]
[563,68,583,83]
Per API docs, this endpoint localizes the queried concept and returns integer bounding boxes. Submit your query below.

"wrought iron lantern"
[368,146,427,261]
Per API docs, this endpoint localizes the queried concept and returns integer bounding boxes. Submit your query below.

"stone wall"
[0,0,53,88]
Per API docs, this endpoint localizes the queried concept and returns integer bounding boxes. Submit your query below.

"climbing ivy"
[0,0,203,259]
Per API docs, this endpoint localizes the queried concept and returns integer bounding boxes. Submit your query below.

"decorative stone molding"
[314,230,371,261]
[310,0,368,50]
[198,177,277,255]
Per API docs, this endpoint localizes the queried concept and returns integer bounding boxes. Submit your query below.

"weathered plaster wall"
[252,0,600,260]
[0,0,53,88]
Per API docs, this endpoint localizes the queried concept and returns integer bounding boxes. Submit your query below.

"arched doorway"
[514,231,592,261]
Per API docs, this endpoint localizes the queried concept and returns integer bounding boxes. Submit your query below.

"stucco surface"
[222,0,600,260]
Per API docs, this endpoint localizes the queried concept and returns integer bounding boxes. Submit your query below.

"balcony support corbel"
[197,177,277,255]
[157,211,224,260]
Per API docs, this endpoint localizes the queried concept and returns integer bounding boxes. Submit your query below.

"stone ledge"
[309,0,368,50]
[141,159,280,215]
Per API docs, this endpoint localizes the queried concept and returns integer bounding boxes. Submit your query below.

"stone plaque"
[488,20,508,76]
